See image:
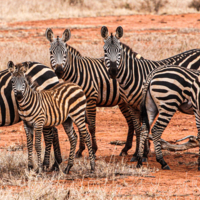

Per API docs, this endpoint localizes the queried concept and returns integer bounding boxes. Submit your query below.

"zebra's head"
[46,28,71,79]
[101,26,123,79]
[8,61,28,101]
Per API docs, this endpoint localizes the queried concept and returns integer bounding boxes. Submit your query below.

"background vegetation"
[0,0,197,22]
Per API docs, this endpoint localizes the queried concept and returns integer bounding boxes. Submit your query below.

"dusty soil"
[1,13,200,199]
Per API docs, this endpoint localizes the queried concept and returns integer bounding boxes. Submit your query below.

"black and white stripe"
[45,28,141,157]
[101,26,200,161]
[8,61,95,174]
[0,61,62,170]
[137,65,200,170]
[189,75,200,170]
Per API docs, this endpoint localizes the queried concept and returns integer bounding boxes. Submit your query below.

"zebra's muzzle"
[108,64,119,79]
[15,91,23,101]
[55,65,64,79]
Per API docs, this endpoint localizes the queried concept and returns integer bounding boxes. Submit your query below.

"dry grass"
[0,0,197,23]
[0,148,157,199]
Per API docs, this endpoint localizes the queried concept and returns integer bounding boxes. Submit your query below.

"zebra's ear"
[101,26,109,40]
[45,28,54,42]
[62,29,71,43]
[7,61,15,74]
[22,62,29,73]
[115,26,123,40]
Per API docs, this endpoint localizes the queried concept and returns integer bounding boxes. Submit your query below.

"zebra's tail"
[140,95,150,132]
[140,91,150,134]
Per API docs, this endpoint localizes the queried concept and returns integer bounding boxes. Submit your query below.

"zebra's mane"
[66,44,82,57]
[120,42,143,60]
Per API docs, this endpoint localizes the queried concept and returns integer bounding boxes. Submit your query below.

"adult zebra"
[45,28,145,157]
[190,75,200,170]
[8,61,95,174]
[136,65,200,170]
[0,61,61,170]
[100,26,200,161]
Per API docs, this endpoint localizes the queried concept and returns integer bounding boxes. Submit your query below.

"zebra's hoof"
[75,151,83,158]
[162,165,171,170]
[28,164,34,171]
[136,163,142,168]
[119,151,128,156]
[142,157,148,162]
[90,162,95,172]
[64,165,72,174]
[130,156,137,162]
[35,167,43,174]
[48,162,59,172]
[43,166,48,172]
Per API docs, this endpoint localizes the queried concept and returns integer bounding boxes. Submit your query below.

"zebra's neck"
[17,81,38,110]
[117,51,160,91]
[120,43,143,59]
[62,51,78,82]
[66,44,81,57]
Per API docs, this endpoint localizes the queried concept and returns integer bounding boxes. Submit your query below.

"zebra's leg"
[131,90,158,162]
[62,117,78,174]
[118,102,135,156]
[76,100,97,157]
[151,114,173,170]
[151,123,170,170]
[193,111,200,170]
[73,115,95,173]
[136,117,150,168]
[23,121,34,170]
[49,127,63,171]
[75,125,85,157]
[43,127,63,172]
[42,127,54,170]
[130,109,145,162]
[34,125,44,174]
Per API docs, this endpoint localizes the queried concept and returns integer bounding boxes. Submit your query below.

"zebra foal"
[137,65,200,170]
[8,61,95,174]
[0,61,62,171]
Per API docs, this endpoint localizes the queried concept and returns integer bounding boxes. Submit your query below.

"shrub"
[68,0,84,6]
[140,0,168,13]
[189,0,200,11]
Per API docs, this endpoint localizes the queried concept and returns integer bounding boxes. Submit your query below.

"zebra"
[190,75,200,171]
[45,28,145,157]
[8,61,95,174]
[0,61,62,170]
[136,65,200,170]
[100,26,200,162]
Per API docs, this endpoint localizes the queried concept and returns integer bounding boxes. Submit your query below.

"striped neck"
[17,81,37,110]
[116,50,159,89]
[62,50,78,82]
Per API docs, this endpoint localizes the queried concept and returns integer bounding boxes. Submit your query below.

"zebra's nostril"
[15,91,23,101]
[55,65,63,72]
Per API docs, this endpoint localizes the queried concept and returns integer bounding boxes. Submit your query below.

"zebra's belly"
[44,113,69,127]
[178,100,194,115]
[96,81,121,106]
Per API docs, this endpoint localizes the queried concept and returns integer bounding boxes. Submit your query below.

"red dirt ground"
[1,13,200,198]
